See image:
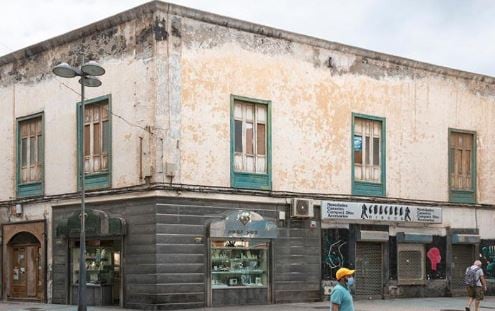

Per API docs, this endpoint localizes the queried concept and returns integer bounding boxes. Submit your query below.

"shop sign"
[321,200,442,224]
[56,209,126,238]
[210,210,278,239]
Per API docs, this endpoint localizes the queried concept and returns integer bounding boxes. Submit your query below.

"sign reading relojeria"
[321,200,442,224]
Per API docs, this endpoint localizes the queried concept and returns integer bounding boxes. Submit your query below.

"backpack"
[464,266,480,286]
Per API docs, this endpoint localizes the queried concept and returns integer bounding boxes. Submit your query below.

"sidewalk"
[0,296,494,311]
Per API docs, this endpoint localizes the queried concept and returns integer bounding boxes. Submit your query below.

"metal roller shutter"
[452,245,474,291]
[397,244,425,285]
[355,242,383,298]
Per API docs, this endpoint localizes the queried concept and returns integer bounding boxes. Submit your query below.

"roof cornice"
[1,0,494,84]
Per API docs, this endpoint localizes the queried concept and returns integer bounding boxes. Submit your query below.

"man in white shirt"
[465,260,487,311]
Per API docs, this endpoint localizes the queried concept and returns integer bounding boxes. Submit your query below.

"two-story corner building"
[0,1,495,309]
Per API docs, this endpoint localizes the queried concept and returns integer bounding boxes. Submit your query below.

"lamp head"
[81,61,105,76]
[52,62,78,78]
[79,76,102,87]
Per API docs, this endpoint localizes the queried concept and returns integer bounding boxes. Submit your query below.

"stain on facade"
[0,1,495,310]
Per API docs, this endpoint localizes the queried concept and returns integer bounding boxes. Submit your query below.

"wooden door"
[11,247,27,297]
[10,245,39,298]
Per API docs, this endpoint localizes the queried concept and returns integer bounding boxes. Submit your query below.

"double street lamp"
[53,60,105,311]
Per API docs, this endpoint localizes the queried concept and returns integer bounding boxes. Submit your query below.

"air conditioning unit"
[291,198,314,218]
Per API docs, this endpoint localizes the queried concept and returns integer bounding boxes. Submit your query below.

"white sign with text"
[321,200,442,224]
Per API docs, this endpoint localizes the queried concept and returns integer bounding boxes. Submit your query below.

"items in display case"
[211,240,268,289]
[71,240,122,306]
[71,240,120,286]
[72,246,113,285]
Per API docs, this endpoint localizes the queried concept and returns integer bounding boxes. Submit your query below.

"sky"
[1,0,495,77]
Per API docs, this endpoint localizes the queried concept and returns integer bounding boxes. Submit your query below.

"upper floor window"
[231,95,271,190]
[234,101,267,173]
[449,129,476,203]
[352,114,386,196]
[78,95,112,190]
[84,102,110,174]
[17,114,44,197]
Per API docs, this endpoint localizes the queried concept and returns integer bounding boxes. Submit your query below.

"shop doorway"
[451,244,475,294]
[8,232,42,300]
[70,239,122,306]
[355,242,383,299]
[207,210,278,307]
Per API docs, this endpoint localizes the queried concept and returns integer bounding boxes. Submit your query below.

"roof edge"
[1,0,494,84]
[166,2,495,83]
[0,1,161,66]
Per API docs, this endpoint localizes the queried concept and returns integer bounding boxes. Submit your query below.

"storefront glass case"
[210,240,269,288]
[70,239,121,305]
[72,245,118,285]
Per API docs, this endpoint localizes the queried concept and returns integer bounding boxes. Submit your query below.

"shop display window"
[211,240,268,288]
[72,240,120,285]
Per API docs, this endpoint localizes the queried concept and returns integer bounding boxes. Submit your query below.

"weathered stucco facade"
[0,1,494,309]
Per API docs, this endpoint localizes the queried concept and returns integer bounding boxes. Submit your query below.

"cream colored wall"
[0,19,158,201]
[178,18,495,204]
[1,12,494,207]
[0,85,15,200]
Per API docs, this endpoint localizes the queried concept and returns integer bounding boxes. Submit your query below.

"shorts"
[466,286,484,300]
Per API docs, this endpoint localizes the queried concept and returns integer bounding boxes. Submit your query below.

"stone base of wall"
[385,280,448,298]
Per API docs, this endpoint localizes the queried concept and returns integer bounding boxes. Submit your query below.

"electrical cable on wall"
[55,78,169,139]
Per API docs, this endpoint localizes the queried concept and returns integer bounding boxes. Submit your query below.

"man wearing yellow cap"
[330,267,356,311]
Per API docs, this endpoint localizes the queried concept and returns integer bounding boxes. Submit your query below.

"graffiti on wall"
[425,236,446,279]
[321,229,349,280]
[480,241,495,279]
[427,247,441,271]
[324,239,347,269]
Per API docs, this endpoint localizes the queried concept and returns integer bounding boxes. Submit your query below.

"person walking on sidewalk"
[465,260,488,311]
[330,267,356,311]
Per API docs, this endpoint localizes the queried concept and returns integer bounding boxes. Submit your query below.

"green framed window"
[16,113,44,197]
[230,95,271,190]
[352,113,386,196]
[449,129,476,203]
[77,95,112,190]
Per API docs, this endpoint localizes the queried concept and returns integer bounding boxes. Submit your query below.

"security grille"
[452,245,474,291]
[399,251,422,279]
[355,242,383,298]
[398,244,424,284]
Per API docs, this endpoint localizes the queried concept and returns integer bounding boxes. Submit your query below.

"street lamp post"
[53,60,105,311]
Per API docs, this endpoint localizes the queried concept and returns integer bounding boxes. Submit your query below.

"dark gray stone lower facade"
[51,196,493,310]
[51,196,321,310]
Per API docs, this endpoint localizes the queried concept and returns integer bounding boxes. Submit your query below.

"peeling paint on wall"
[0,4,494,202]
[178,17,495,203]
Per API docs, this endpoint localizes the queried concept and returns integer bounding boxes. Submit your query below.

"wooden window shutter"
[450,132,473,191]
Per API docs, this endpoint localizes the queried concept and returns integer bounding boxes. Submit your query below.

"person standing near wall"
[330,267,356,311]
[465,260,487,311]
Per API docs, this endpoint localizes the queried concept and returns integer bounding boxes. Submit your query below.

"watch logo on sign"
[238,211,251,225]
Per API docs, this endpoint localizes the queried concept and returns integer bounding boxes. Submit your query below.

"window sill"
[450,190,476,204]
[355,179,381,184]
[80,172,111,190]
[352,181,385,197]
[18,180,43,186]
[17,182,43,198]
[232,172,271,190]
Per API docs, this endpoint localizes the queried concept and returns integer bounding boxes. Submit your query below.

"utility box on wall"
[291,199,314,218]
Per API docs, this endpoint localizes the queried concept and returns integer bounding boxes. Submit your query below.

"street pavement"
[1,296,495,311]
